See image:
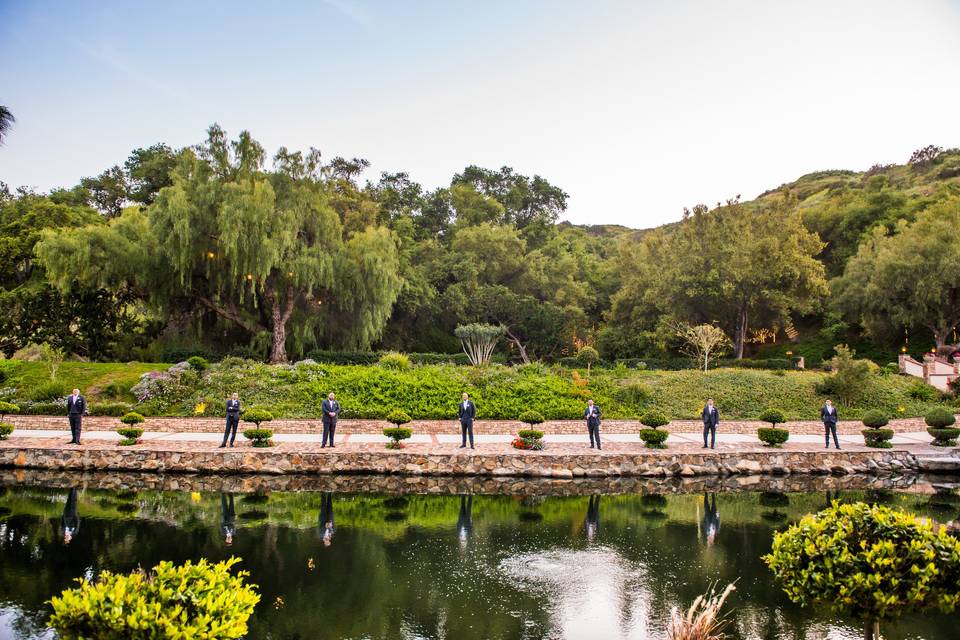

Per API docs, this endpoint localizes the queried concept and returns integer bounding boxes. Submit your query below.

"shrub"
[511,436,543,450]
[21,401,62,415]
[29,380,69,402]
[48,557,259,640]
[0,423,12,440]
[89,402,133,417]
[116,427,144,446]
[0,400,20,421]
[639,428,669,448]
[242,407,274,428]
[862,428,894,449]
[639,410,669,428]
[517,429,544,440]
[120,412,145,426]
[861,410,889,428]
[824,345,873,404]
[758,408,786,426]
[615,380,652,407]
[518,410,545,426]
[757,427,789,447]
[925,407,957,428]
[881,362,900,376]
[764,502,960,640]
[383,426,413,449]
[667,583,736,640]
[907,380,937,401]
[576,346,601,373]
[378,352,412,370]
[242,428,274,447]
[187,356,210,372]
[927,427,960,447]
[0,360,20,384]
[385,409,412,425]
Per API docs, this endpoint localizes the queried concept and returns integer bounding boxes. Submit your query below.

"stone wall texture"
[0,441,922,479]
[6,414,942,435]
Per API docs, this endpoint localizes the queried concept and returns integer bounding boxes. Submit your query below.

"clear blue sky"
[2,0,960,227]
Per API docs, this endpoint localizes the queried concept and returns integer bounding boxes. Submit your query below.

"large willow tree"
[36,126,403,363]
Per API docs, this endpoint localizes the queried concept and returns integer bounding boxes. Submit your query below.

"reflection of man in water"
[319,493,335,547]
[585,495,600,542]
[221,493,236,546]
[701,493,720,547]
[61,487,81,545]
[457,495,473,548]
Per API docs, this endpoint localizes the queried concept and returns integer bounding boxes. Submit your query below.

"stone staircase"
[899,353,959,391]
[915,449,960,474]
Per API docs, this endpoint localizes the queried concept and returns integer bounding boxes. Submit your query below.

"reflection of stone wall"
[0,468,928,496]
[6,414,940,435]
[0,443,922,478]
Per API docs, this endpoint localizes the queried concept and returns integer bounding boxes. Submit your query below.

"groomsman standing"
[584,399,602,449]
[220,392,242,448]
[457,392,476,449]
[820,399,841,449]
[701,398,719,449]
[321,392,341,448]
[66,388,86,445]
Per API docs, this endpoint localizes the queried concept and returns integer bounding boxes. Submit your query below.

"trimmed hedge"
[862,428,894,448]
[242,428,274,447]
[861,410,889,428]
[0,423,12,440]
[924,407,957,428]
[758,427,790,447]
[517,429,544,440]
[120,412,145,426]
[518,410,545,426]
[383,426,413,449]
[90,402,134,417]
[385,409,412,425]
[116,426,144,446]
[241,407,274,427]
[639,428,668,448]
[759,408,787,425]
[639,410,670,428]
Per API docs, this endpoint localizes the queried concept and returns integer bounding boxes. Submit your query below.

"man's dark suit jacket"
[458,401,476,423]
[226,399,241,417]
[820,405,839,424]
[66,395,86,416]
[321,399,341,424]
[584,405,602,427]
[702,405,720,427]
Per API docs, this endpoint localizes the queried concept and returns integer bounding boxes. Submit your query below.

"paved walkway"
[6,428,938,447]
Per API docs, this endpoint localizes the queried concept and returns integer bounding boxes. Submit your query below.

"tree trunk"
[266,283,297,364]
[734,305,749,359]
[931,324,955,356]
[504,327,530,364]
[864,619,880,640]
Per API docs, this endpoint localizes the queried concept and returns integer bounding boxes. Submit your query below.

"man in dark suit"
[61,487,81,544]
[321,392,341,448]
[220,493,236,546]
[820,398,841,450]
[584,399,602,449]
[220,392,241,448]
[457,392,476,449]
[701,492,720,547]
[457,494,473,549]
[66,388,86,445]
[701,398,719,449]
[585,495,601,542]
[319,493,335,547]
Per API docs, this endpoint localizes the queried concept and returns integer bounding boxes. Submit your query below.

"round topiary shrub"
[378,351,412,370]
[383,426,413,449]
[517,429,544,440]
[48,557,260,640]
[639,428,669,449]
[0,423,12,440]
[764,502,960,640]
[639,410,669,428]
[518,410,545,426]
[242,407,274,428]
[757,427,790,447]
[861,428,895,449]
[120,412,145,426]
[925,408,959,446]
[759,408,787,426]
[187,355,210,372]
[385,409,412,426]
[861,410,889,428]
[242,428,275,448]
[116,427,144,446]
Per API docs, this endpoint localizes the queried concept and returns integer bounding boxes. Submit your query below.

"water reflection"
[0,472,957,640]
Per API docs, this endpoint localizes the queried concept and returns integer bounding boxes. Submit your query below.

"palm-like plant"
[0,106,14,145]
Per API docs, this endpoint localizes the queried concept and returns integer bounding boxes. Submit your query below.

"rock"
[735,460,762,474]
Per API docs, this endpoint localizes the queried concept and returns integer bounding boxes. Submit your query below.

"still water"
[0,471,958,640]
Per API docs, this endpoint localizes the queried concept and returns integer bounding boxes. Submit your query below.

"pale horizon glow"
[2,0,959,228]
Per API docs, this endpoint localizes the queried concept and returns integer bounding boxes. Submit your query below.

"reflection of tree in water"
[758,492,789,509]
[864,489,896,505]
[640,493,668,519]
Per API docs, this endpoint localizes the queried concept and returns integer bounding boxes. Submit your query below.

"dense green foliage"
[48,557,260,640]
[119,411,144,426]
[861,410,889,428]
[384,409,412,425]
[765,502,960,635]
[925,407,957,428]
[382,426,413,447]
[0,423,12,439]
[378,352,411,370]
[518,410,545,425]
[926,407,959,446]
[639,410,670,428]
[242,428,274,447]
[639,428,669,448]
[241,407,274,427]
[516,429,544,440]
[861,428,894,448]
[757,427,790,447]
[187,356,210,372]
[758,408,786,426]
[115,426,143,445]
[0,400,19,420]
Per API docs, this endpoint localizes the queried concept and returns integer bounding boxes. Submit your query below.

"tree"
[79,165,129,218]
[765,502,960,640]
[834,199,960,353]
[451,165,568,235]
[36,125,403,363]
[676,324,731,371]
[455,323,504,365]
[0,105,14,145]
[576,345,600,373]
[125,144,178,206]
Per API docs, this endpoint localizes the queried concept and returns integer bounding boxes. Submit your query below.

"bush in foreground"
[383,409,413,449]
[925,407,958,446]
[115,412,145,445]
[860,409,893,448]
[757,427,789,447]
[764,502,960,640]
[638,409,670,448]
[518,410,545,426]
[242,428,274,448]
[48,557,259,640]
[0,423,12,440]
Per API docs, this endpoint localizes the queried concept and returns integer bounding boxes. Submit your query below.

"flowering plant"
[511,436,543,450]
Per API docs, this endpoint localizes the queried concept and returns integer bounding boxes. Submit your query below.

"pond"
[0,471,958,640]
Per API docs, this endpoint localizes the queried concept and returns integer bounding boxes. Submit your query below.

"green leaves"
[48,557,260,640]
[765,502,960,624]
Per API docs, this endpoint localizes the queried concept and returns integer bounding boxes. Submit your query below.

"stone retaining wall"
[5,414,938,435]
[0,442,920,478]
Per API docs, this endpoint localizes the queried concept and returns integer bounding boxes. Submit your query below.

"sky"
[2,0,960,228]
